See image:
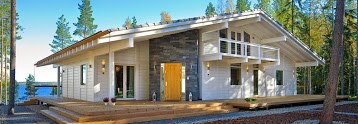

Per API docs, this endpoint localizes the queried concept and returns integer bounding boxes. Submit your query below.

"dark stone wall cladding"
[149,29,200,101]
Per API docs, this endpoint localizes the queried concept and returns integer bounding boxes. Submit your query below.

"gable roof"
[35,9,324,67]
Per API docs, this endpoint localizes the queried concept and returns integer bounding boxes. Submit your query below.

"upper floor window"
[244,32,250,43]
[231,31,236,40]
[276,70,283,85]
[220,29,227,38]
[237,33,241,41]
[230,63,241,85]
[81,64,87,85]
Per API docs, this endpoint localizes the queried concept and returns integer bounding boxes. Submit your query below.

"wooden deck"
[33,95,349,124]
[35,96,238,124]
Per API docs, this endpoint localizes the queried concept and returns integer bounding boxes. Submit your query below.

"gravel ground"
[204,110,358,124]
[142,101,358,124]
[316,103,358,114]
[0,105,56,124]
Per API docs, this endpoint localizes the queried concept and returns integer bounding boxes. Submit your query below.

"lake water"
[17,85,53,102]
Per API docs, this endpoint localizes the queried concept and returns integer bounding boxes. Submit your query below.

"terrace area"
[18,95,350,124]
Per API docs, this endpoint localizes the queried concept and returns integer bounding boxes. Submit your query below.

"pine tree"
[73,0,97,39]
[24,74,37,97]
[0,0,22,105]
[319,0,345,123]
[160,11,172,23]
[123,17,131,28]
[255,0,272,15]
[8,0,16,115]
[205,2,217,16]
[356,0,358,97]
[236,0,251,12]
[49,15,75,53]
[131,16,137,27]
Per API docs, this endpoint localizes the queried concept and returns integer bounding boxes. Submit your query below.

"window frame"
[230,63,242,85]
[276,70,283,85]
[80,64,87,85]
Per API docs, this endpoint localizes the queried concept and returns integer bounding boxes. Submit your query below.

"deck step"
[49,107,84,122]
[41,110,76,124]
[75,108,239,124]
[49,105,236,122]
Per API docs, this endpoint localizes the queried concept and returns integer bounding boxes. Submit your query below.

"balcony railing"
[203,38,279,61]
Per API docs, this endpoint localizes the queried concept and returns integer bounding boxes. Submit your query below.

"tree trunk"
[7,0,16,115]
[291,0,294,33]
[341,51,344,95]
[0,12,3,104]
[356,0,358,98]
[319,0,345,123]
[309,67,312,94]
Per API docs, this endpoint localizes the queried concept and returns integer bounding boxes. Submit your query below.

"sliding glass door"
[115,65,135,99]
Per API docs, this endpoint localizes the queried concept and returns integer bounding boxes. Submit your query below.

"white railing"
[217,38,279,61]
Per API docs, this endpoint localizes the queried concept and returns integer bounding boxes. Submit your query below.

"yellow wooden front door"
[164,63,182,101]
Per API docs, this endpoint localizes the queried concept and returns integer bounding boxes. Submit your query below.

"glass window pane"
[244,32,250,56]
[220,29,227,38]
[115,65,123,98]
[231,31,236,40]
[220,41,228,53]
[237,44,241,55]
[126,66,135,98]
[276,70,283,85]
[231,43,236,54]
[230,64,241,85]
[81,64,86,85]
[237,33,241,41]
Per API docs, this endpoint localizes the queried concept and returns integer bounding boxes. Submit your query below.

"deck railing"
[203,38,279,61]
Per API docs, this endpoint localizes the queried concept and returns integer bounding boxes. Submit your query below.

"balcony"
[203,38,280,63]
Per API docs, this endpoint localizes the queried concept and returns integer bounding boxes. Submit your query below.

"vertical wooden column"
[57,66,60,96]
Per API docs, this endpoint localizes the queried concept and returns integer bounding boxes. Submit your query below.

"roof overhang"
[35,9,324,67]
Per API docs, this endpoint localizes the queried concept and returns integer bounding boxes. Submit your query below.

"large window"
[81,64,87,85]
[230,63,241,85]
[276,70,283,85]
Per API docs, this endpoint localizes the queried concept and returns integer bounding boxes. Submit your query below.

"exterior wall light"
[246,65,249,72]
[101,59,106,74]
[206,62,210,75]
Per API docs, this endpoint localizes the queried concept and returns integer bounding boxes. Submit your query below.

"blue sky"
[16,0,257,82]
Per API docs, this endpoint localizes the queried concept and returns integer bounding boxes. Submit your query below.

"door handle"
[166,82,167,86]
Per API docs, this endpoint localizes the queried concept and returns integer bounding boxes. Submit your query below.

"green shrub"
[348,96,357,101]
[244,98,257,102]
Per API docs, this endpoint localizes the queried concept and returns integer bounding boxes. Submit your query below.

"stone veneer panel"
[149,29,199,101]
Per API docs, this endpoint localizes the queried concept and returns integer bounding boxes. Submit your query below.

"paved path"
[143,101,358,124]
[0,105,56,124]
